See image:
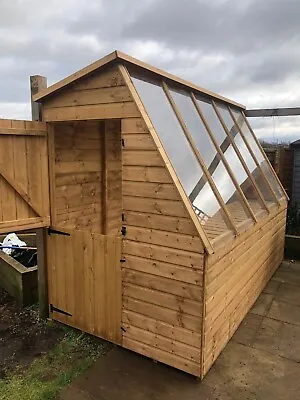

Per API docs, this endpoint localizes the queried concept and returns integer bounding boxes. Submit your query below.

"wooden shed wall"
[202,203,287,376]
[42,65,205,376]
[51,121,104,232]
[121,115,205,376]
[42,67,140,122]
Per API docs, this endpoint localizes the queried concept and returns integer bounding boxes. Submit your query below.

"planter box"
[0,250,38,307]
[285,234,300,260]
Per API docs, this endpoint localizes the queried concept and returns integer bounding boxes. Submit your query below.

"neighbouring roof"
[290,139,300,147]
[33,50,245,109]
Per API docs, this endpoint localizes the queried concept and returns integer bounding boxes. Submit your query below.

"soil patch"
[0,288,63,379]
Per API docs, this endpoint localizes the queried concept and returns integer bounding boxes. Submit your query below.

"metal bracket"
[48,228,71,237]
[50,304,72,317]
[121,226,127,236]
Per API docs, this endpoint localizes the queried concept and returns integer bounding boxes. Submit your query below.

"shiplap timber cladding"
[121,115,205,376]
[53,121,104,231]
[42,67,140,122]
[202,204,287,376]
[0,119,50,233]
[23,52,287,378]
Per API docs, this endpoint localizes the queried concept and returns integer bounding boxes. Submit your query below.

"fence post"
[30,75,49,319]
[30,75,47,121]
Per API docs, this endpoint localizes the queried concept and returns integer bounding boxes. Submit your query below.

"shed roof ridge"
[32,50,245,109]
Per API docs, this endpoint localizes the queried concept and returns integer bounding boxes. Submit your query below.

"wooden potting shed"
[0,50,287,378]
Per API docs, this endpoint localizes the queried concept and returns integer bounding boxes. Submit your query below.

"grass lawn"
[0,288,111,400]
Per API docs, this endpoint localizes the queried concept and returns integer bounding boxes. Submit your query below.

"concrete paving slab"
[232,313,263,346]
[60,347,215,400]
[250,293,274,316]
[263,279,281,295]
[267,300,300,326]
[253,317,300,362]
[273,262,300,286]
[274,282,300,306]
[203,341,300,400]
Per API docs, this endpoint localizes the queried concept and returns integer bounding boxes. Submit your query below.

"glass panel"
[215,102,278,206]
[131,75,231,239]
[231,108,284,200]
[170,89,252,224]
[196,97,267,214]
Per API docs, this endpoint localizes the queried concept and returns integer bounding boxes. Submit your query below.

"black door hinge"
[120,258,126,263]
[121,138,125,147]
[121,226,127,236]
[48,228,71,237]
[50,304,72,317]
[121,213,125,222]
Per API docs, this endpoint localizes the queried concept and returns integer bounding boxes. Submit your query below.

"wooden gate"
[47,228,122,344]
[0,119,50,233]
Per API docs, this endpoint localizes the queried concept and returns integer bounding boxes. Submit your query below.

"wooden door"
[47,228,122,344]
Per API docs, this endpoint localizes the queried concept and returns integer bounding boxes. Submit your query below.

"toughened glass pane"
[170,89,251,223]
[196,98,266,214]
[131,76,231,239]
[132,77,201,195]
[216,103,278,206]
[231,108,283,200]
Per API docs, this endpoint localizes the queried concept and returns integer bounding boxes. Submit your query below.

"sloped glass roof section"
[130,71,286,246]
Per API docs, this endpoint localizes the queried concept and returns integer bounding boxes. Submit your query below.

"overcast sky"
[0,0,299,141]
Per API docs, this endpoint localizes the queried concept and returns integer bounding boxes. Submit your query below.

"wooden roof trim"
[117,51,245,109]
[33,51,118,101]
[33,50,246,109]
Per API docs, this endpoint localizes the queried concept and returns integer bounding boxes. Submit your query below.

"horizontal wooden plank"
[0,119,47,131]
[122,310,201,348]
[0,217,50,234]
[123,296,202,332]
[122,268,202,300]
[123,337,200,376]
[123,166,172,183]
[43,102,139,121]
[124,255,202,285]
[55,148,101,163]
[209,205,287,263]
[43,86,131,109]
[203,245,283,375]
[55,161,101,174]
[122,150,164,167]
[122,118,148,134]
[123,282,201,317]
[123,196,188,218]
[123,324,201,363]
[56,182,100,198]
[123,240,203,269]
[123,181,180,201]
[125,226,203,253]
[124,211,198,236]
[0,128,46,136]
[55,172,101,186]
[122,134,156,150]
[70,66,126,91]
[205,226,285,326]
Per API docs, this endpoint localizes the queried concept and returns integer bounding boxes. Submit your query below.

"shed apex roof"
[32,50,245,109]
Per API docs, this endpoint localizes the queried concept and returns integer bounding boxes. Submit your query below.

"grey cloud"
[0,0,299,140]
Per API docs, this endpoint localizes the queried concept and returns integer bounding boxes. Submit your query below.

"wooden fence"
[263,146,294,199]
[0,119,50,233]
